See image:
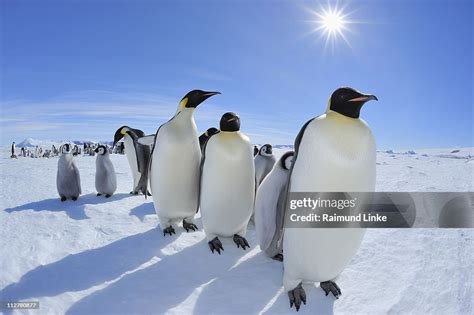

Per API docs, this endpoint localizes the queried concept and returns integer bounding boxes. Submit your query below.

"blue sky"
[1,0,472,149]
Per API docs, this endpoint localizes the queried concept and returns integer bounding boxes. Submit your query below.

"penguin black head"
[95,145,107,155]
[113,126,131,147]
[259,144,273,156]
[199,127,219,148]
[253,145,259,156]
[280,151,295,170]
[329,87,378,119]
[61,143,71,154]
[180,90,220,110]
[220,112,240,132]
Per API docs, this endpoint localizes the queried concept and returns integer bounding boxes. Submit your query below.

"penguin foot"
[97,193,102,196]
[72,197,78,201]
[146,191,152,196]
[105,194,111,198]
[163,226,176,236]
[60,196,67,202]
[130,191,139,195]
[182,220,197,232]
[272,253,284,261]
[288,283,306,312]
[320,281,341,299]
[233,234,250,250]
[208,237,224,254]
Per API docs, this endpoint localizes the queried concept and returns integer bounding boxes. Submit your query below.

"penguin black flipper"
[196,130,221,213]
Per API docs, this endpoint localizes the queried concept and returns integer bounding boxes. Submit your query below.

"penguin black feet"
[183,220,197,232]
[72,197,78,201]
[208,237,224,254]
[320,280,341,299]
[146,191,152,196]
[130,191,139,195]
[233,234,250,250]
[288,283,306,312]
[97,193,102,196]
[105,194,111,198]
[272,253,284,261]
[60,196,67,202]
[163,225,176,236]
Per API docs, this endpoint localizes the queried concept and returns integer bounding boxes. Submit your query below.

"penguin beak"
[94,148,99,153]
[113,129,123,147]
[198,91,221,105]
[348,94,378,103]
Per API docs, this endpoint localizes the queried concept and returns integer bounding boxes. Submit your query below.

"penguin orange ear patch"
[180,97,189,109]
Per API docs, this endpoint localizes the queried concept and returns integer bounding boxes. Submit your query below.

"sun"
[307,3,354,49]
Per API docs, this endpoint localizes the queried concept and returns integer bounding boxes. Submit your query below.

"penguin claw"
[208,237,224,254]
[320,281,342,299]
[233,234,250,250]
[105,194,111,198]
[182,220,197,232]
[60,197,67,202]
[163,226,176,236]
[96,193,102,196]
[288,283,306,312]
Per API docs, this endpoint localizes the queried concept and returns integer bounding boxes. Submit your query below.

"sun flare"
[309,3,354,49]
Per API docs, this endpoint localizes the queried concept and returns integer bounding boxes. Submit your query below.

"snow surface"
[0,146,473,314]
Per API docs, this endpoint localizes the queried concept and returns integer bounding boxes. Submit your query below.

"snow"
[0,146,473,314]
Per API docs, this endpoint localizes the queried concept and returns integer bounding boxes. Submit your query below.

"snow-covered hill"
[0,147,472,314]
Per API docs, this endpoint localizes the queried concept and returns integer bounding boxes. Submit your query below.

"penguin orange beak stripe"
[348,95,378,102]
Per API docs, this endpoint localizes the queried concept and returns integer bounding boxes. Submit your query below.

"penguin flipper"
[137,135,155,146]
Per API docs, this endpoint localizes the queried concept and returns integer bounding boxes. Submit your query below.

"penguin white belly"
[284,115,375,288]
[151,122,201,221]
[123,136,140,189]
[255,167,286,251]
[200,133,255,238]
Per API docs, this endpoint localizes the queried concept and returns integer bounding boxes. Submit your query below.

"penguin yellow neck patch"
[180,97,188,110]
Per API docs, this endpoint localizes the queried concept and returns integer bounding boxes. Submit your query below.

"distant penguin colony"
[95,145,117,198]
[11,86,378,311]
[200,112,255,254]
[56,144,82,201]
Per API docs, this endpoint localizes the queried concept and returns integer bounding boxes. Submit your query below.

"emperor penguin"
[254,144,276,187]
[10,142,17,158]
[199,127,219,151]
[254,151,294,261]
[283,87,378,311]
[140,90,220,236]
[57,143,82,201]
[200,112,255,254]
[113,126,151,195]
[253,145,259,156]
[95,145,117,198]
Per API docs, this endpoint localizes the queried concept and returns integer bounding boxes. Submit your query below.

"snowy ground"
[0,147,473,314]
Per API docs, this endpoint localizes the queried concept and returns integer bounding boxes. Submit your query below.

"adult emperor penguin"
[113,126,151,195]
[199,127,219,151]
[10,142,17,159]
[254,151,294,261]
[200,112,255,254]
[95,145,117,198]
[254,144,276,187]
[141,90,220,236]
[57,143,82,201]
[284,87,378,311]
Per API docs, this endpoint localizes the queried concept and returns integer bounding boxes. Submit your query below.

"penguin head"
[61,143,72,154]
[179,90,220,111]
[259,144,273,156]
[113,126,131,147]
[280,151,295,170]
[205,127,219,137]
[95,145,107,155]
[328,87,378,119]
[220,112,240,132]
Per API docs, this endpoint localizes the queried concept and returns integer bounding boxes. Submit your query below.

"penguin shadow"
[4,193,131,220]
[0,228,171,304]
[66,238,246,315]
[193,250,285,314]
[129,202,155,221]
[262,283,335,315]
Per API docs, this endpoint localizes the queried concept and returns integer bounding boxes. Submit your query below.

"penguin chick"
[57,144,82,201]
[255,144,276,187]
[95,145,117,198]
